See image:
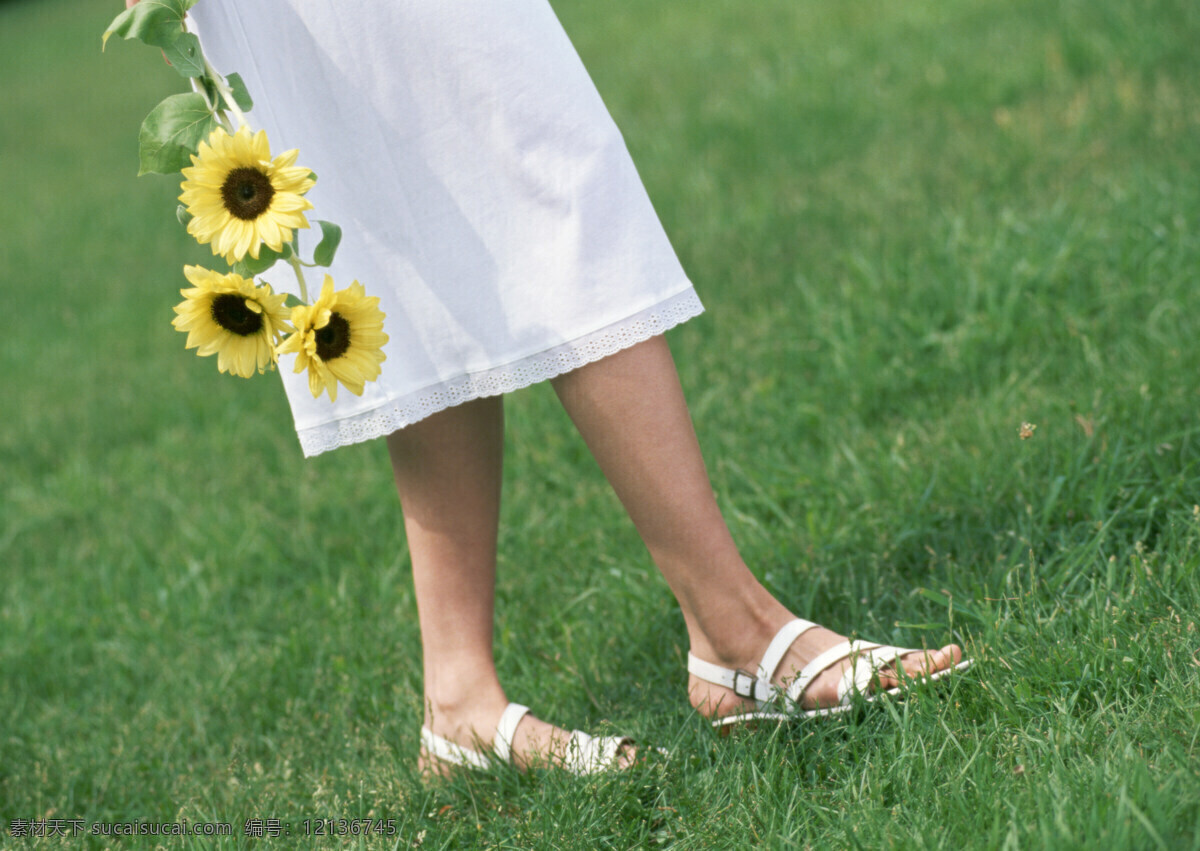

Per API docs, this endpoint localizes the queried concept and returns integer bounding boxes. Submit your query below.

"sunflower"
[172,266,292,378]
[276,276,388,401]
[179,126,315,263]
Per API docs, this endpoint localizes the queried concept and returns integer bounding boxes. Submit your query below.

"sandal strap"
[424,704,640,776]
[688,618,821,709]
[757,618,819,684]
[687,652,777,705]
[420,726,493,770]
[493,703,531,763]
[786,639,871,705]
[421,702,530,771]
[836,645,904,703]
[563,731,634,775]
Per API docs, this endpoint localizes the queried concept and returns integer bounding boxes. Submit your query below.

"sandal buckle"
[732,670,758,699]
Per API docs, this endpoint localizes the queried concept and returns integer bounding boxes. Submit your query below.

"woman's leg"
[386,396,629,770]
[550,334,961,718]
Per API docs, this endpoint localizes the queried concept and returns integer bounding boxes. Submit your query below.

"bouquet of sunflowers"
[104,0,387,401]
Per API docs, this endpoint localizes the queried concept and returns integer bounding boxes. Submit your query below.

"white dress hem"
[295,285,703,456]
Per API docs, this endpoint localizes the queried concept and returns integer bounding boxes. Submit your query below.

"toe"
[882,643,963,688]
[614,739,639,770]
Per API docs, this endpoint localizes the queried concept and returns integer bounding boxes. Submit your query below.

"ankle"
[685,587,794,669]
[422,669,508,741]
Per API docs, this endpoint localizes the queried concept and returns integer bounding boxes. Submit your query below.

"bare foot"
[689,619,964,723]
[420,706,638,777]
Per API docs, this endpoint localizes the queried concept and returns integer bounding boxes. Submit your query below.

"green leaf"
[102,0,197,51]
[233,245,282,277]
[137,92,218,175]
[161,31,205,78]
[176,204,192,227]
[225,73,254,111]
[312,220,342,267]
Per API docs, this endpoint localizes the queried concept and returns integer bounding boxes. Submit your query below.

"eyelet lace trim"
[295,287,704,456]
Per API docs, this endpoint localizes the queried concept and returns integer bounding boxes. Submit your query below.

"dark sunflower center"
[315,312,351,361]
[220,167,275,220]
[211,293,264,336]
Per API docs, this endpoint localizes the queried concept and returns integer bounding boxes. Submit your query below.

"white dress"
[189,0,703,456]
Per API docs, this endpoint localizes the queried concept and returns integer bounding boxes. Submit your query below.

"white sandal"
[420,702,637,776]
[688,618,973,730]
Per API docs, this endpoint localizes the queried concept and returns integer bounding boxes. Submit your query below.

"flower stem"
[203,57,249,130]
[189,74,233,132]
[287,255,310,304]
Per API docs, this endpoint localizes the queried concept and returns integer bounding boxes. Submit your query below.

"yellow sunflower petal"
[179,126,314,262]
[172,267,287,379]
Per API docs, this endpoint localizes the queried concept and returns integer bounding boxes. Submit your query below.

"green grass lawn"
[3,0,1200,847]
